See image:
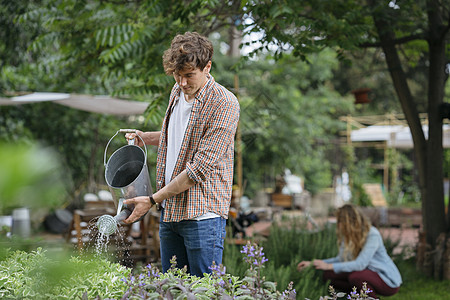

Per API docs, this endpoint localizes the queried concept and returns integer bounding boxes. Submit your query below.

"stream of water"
[82,216,131,264]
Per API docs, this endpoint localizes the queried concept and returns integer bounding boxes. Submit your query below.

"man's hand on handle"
[124,130,161,147]
[125,130,145,147]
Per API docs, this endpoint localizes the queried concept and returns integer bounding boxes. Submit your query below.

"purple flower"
[209,264,220,272]
[152,269,160,278]
[241,242,270,269]
[209,263,226,276]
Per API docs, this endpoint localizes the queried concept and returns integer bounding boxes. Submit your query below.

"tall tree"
[215,49,354,197]
[15,0,243,120]
[242,0,450,278]
[3,0,241,194]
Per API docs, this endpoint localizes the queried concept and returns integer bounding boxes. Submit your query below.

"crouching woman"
[297,204,402,298]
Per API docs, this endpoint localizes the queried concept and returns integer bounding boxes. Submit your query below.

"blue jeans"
[159,212,226,277]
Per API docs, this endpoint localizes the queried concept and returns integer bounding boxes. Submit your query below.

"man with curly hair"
[123,32,240,277]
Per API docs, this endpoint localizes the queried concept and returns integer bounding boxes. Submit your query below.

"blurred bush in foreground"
[0,142,68,215]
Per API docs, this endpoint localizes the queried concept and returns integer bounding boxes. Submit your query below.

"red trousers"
[323,269,399,298]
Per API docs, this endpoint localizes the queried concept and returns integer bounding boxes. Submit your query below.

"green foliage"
[331,47,403,114]
[225,221,338,299]
[0,103,137,195]
[0,0,43,92]
[117,245,296,299]
[321,283,374,299]
[0,0,239,200]
[214,50,354,196]
[386,148,421,206]
[0,141,67,215]
[224,220,450,299]
[1,228,447,299]
[0,248,130,299]
[388,258,450,299]
[243,2,450,277]
[340,145,372,206]
[243,0,372,61]
[0,246,296,299]
[2,0,361,202]
[13,0,227,106]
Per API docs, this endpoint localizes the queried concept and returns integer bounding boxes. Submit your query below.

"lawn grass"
[387,258,450,300]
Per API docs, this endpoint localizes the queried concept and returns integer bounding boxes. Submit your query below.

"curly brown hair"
[336,204,371,260]
[162,32,213,75]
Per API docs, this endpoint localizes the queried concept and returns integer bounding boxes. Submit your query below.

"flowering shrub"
[0,243,376,299]
[309,283,377,300]
[120,242,296,299]
[239,242,295,299]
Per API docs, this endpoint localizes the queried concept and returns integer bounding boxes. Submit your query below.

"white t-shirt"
[164,91,219,221]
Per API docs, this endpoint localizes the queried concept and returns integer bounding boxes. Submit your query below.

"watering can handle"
[121,128,137,145]
[103,129,148,166]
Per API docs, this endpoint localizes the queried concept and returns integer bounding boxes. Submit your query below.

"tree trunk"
[425,0,447,249]
[371,0,448,279]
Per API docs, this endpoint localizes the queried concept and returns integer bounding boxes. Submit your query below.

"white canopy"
[351,124,450,148]
[0,92,149,116]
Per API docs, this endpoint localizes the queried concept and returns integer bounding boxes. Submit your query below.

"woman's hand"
[297,261,311,271]
[298,259,333,271]
[312,259,333,270]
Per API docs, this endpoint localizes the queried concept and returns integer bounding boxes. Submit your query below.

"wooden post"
[383,142,389,192]
[235,74,243,208]
[229,24,243,206]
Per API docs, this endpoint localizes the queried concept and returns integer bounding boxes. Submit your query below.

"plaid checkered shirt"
[156,75,240,222]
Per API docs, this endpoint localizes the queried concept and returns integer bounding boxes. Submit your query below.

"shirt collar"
[174,74,215,105]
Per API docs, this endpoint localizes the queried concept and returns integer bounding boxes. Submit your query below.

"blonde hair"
[163,32,213,75]
[336,204,371,260]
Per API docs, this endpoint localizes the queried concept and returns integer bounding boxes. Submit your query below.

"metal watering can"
[96,129,153,235]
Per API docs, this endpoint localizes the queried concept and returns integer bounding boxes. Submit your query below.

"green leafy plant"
[0,142,68,215]
[0,234,431,299]
[0,243,296,299]
[224,220,337,299]
[312,283,376,300]
[0,248,130,299]
[119,243,295,299]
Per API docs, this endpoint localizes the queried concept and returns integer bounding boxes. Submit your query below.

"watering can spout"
[96,209,132,235]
